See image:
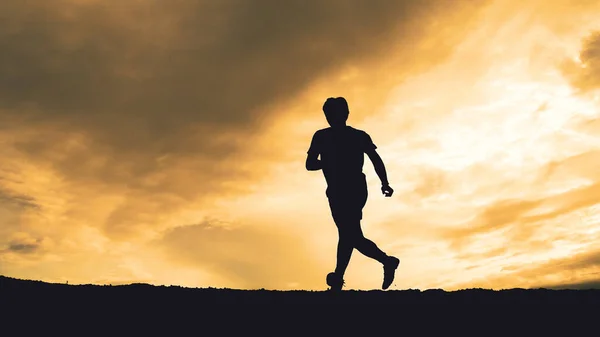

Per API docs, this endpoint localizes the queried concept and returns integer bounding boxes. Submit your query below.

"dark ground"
[2,275,598,335]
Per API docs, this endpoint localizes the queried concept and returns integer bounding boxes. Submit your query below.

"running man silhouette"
[306,97,400,291]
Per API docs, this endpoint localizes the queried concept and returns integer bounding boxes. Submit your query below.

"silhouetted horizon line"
[2,274,599,292]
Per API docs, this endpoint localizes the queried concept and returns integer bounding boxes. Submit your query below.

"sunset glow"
[2,0,600,291]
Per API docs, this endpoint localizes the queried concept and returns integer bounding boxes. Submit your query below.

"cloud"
[540,150,600,182]
[563,31,600,91]
[442,198,542,249]
[453,248,600,290]
[0,0,498,286]
[0,188,39,210]
[433,146,600,290]
[411,166,448,198]
[0,0,491,239]
[442,146,600,249]
[8,242,39,254]
[0,188,40,247]
[1,232,50,255]
[157,221,326,289]
[546,280,600,290]
[0,0,489,181]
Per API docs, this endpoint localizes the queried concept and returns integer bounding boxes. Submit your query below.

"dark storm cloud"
[0,0,488,171]
[7,242,39,253]
[2,235,44,254]
[0,187,36,242]
[0,188,39,210]
[0,0,490,239]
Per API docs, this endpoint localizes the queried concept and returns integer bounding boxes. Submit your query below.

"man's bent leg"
[351,221,400,290]
[356,237,388,264]
[348,219,388,264]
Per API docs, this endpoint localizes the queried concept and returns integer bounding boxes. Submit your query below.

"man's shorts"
[326,180,368,224]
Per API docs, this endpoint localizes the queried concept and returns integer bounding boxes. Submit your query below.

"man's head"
[323,97,349,127]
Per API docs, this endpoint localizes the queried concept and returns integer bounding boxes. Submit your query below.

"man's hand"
[367,149,393,197]
[305,153,322,171]
[381,184,394,197]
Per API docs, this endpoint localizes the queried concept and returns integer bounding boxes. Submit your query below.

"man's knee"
[339,226,364,245]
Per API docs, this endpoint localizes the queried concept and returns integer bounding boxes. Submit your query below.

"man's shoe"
[326,272,345,291]
[382,256,400,290]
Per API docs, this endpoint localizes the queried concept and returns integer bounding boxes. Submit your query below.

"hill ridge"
[3,273,599,335]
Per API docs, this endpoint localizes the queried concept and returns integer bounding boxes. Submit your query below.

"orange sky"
[2,0,600,290]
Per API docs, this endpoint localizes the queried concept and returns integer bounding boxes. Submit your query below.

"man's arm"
[366,149,394,196]
[306,152,322,171]
[306,131,322,171]
[366,149,388,185]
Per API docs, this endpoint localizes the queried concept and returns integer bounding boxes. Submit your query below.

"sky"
[2,0,600,291]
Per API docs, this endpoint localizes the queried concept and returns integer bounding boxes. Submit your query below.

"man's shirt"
[307,125,376,191]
